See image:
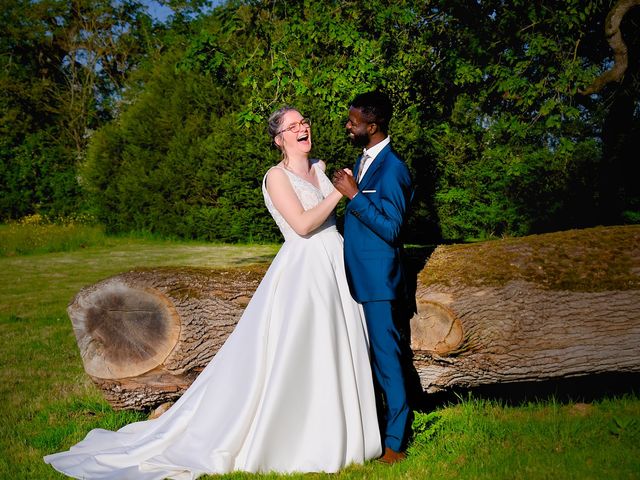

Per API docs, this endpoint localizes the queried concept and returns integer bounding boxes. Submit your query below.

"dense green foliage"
[83,48,280,241]
[1,0,159,219]
[2,0,639,242]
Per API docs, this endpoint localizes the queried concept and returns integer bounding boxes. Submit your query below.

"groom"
[333,90,413,463]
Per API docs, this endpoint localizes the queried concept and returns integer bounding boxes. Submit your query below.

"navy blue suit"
[343,143,412,451]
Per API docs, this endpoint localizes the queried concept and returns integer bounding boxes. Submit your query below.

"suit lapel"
[359,145,390,189]
[354,155,364,180]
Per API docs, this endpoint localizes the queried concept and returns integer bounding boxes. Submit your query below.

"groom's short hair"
[350,91,393,134]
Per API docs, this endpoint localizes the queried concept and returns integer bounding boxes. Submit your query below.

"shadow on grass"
[414,372,640,411]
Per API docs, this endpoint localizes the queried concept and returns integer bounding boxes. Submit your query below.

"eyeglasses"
[277,118,311,135]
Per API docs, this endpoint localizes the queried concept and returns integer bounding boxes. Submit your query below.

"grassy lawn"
[1,224,639,479]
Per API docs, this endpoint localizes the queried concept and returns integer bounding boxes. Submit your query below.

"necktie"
[357,154,370,183]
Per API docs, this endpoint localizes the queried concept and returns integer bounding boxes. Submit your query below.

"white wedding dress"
[44,162,382,479]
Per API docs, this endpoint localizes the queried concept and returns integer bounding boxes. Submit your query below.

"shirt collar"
[363,136,390,161]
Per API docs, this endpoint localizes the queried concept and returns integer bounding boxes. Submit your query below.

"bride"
[44,107,382,479]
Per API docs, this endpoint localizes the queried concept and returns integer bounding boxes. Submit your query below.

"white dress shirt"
[358,136,391,183]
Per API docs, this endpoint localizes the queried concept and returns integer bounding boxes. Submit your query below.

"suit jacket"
[343,144,412,303]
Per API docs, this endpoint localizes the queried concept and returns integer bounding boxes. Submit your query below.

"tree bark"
[410,225,640,392]
[68,225,640,410]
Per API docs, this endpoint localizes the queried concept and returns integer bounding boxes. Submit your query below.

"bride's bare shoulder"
[264,165,288,187]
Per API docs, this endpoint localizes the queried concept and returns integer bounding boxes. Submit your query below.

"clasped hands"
[332,168,359,200]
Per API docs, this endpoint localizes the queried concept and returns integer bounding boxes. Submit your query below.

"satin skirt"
[44,226,382,479]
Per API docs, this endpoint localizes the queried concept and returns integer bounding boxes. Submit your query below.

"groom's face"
[346,107,371,148]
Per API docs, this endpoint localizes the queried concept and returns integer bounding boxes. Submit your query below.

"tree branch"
[580,0,640,95]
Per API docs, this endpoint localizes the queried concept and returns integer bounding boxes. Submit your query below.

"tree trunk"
[410,225,640,392]
[68,225,640,410]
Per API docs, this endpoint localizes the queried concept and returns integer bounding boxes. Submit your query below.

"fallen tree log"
[67,225,640,410]
[411,224,640,392]
[68,267,266,410]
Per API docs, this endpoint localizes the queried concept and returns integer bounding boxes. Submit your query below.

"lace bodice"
[262,162,337,240]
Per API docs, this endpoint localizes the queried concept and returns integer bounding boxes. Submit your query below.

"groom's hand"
[332,168,359,200]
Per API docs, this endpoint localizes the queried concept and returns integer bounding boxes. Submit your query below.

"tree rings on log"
[410,299,464,355]
[69,280,181,380]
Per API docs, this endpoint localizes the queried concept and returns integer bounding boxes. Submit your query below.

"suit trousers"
[361,300,412,452]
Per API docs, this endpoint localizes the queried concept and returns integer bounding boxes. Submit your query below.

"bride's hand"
[332,168,359,199]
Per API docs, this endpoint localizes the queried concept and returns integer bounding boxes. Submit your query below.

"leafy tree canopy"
[3,0,638,242]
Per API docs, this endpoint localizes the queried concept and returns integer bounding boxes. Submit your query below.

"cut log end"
[410,299,464,355]
[70,281,181,380]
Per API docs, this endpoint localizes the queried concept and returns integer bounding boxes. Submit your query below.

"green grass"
[0,229,278,319]
[1,225,639,479]
[0,221,110,257]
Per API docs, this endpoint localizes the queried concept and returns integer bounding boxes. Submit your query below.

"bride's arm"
[266,167,342,236]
